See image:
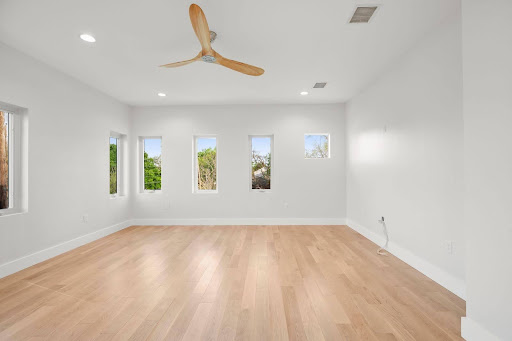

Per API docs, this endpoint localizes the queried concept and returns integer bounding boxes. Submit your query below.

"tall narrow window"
[109,137,118,195]
[250,136,272,190]
[195,137,217,192]
[0,111,11,209]
[305,134,330,159]
[143,138,162,191]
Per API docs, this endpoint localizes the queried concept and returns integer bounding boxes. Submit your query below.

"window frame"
[0,111,14,211]
[139,136,162,194]
[304,133,331,159]
[109,132,125,198]
[249,134,274,193]
[193,135,218,194]
[0,105,23,216]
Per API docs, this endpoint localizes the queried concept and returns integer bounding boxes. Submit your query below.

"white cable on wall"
[377,217,389,256]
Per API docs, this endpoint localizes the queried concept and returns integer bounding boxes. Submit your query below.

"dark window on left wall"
[0,111,11,209]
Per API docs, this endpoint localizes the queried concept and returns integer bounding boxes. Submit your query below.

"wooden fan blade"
[160,53,201,68]
[215,52,265,76]
[189,4,212,54]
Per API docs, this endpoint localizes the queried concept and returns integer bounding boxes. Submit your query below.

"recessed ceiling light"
[158,93,166,97]
[300,91,309,96]
[80,34,96,43]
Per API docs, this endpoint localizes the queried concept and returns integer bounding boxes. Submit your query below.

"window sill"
[0,209,27,218]
[194,190,218,194]
[250,189,272,193]
[140,190,163,195]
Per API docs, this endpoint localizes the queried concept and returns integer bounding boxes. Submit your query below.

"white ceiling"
[0,0,459,106]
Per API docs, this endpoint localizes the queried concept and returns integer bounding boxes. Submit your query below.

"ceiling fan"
[160,4,264,76]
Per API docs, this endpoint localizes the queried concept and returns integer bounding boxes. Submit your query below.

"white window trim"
[193,135,218,194]
[109,132,125,198]
[304,133,331,159]
[139,136,162,194]
[249,134,274,193]
[0,104,24,217]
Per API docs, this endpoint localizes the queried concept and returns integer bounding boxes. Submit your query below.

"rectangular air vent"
[313,82,327,88]
[349,6,379,23]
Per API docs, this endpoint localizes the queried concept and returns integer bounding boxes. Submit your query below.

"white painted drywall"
[345,12,465,294]
[129,104,346,224]
[0,42,131,273]
[462,0,512,339]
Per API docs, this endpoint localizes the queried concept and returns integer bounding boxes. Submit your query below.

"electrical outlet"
[444,241,454,254]
[82,214,89,223]
[162,199,172,210]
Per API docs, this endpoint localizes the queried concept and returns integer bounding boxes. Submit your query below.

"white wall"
[345,12,465,296]
[462,1,512,340]
[130,104,346,225]
[0,42,131,277]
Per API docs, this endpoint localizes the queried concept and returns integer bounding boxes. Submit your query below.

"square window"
[250,136,273,190]
[195,137,217,192]
[305,134,330,159]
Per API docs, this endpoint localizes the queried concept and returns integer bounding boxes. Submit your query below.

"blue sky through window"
[109,137,117,145]
[305,134,328,154]
[144,138,161,158]
[197,137,216,152]
[252,137,271,155]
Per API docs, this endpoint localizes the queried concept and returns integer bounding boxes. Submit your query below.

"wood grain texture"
[214,52,265,77]
[189,4,212,54]
[160,53,201,68]
[0,225,465,340]
[160,4,264,76]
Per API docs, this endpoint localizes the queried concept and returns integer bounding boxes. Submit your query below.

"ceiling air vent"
[313,82,327,88]
[349,6,379,23]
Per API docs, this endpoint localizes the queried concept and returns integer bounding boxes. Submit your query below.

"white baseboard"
[0,220,132,279]
[462,317,502,341]
[346,219,466,299]
[131,217,346,226]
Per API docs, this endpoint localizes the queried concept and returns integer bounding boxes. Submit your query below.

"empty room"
[0,0,510,340]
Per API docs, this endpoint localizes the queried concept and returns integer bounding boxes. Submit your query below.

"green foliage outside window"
[197,147,216,190]
[144,152,161,190]
[110,143,117,194]
[252,151,271,189]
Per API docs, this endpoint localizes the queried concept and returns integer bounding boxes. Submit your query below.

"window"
[0,103,25,215]
[250,135,272,191]
[194,137,217,192]
[305,134,330,158]
[0,111,12,209]
[110,132,126,196]
[109,136,118,195]
[141,137,162,191]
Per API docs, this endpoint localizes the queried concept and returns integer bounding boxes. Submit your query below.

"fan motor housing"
[209,31,217,43]
[201,55,216,63]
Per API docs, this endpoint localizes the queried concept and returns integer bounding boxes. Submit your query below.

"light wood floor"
[0,225,465,340]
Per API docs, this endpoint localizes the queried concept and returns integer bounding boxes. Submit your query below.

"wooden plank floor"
[0,225,465,340]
